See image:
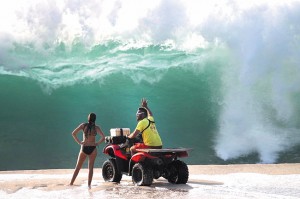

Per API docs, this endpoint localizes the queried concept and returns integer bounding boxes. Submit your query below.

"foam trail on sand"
[1,167,300,199]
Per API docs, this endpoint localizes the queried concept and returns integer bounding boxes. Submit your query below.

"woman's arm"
[95,126,105,146]
[71,123,84,145]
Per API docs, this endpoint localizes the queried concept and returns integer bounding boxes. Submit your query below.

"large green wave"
[1,1,300,170]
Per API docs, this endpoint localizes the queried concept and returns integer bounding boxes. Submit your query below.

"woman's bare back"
[82,123,100,146]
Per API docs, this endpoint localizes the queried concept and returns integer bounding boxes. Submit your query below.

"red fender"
[177,151,189,158]
[131,152,156,163]
[103,145,128,160]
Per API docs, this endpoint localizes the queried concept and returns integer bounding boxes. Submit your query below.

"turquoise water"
[0,0,300,170]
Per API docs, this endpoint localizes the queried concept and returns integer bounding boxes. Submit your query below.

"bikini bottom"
[82,146,96,155]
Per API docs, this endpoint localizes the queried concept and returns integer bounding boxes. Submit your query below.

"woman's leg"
[70,151,87,185]
[87,149,97,188]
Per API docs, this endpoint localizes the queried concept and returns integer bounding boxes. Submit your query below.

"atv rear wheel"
[102,159,122,182]
[132,163,153,186]
[167,160,189,184]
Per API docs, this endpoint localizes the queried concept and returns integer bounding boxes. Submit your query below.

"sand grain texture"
[0,164,299,199]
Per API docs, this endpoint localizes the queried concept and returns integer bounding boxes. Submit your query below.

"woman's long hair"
[84,113,96,138]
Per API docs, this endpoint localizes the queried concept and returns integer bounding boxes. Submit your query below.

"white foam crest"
[2,0,282,52]
[1,0,296,72]
[0,0,159,47]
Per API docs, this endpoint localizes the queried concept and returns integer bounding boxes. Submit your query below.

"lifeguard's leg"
[130,145,137,156]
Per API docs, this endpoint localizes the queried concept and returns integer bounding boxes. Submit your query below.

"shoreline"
[1,163,299,199]
[1,163,299,175]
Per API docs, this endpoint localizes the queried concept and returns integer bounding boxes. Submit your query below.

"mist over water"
[0,0,300,169]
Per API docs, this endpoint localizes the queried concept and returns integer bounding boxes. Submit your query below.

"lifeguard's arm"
[141,98,153,116]
[71,123,84,145]
[95,126,105,146]
[127,129,141,139]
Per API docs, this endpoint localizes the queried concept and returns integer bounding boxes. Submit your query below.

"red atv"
[102,131,191,186]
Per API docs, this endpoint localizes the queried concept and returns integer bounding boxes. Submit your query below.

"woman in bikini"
[70,113,105,189]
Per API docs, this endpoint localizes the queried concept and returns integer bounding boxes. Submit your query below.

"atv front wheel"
[102,159,122,182]
[132,163,153,186]
[167,160,189,184]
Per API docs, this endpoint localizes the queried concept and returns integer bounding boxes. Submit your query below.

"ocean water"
[0,0,300,170]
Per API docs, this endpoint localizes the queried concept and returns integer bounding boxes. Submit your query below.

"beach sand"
[0,164,299,199]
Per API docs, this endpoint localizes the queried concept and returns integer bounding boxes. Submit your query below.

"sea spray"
[211,1,300,163]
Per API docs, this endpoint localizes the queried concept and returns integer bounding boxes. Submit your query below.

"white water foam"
[212,1,300,163]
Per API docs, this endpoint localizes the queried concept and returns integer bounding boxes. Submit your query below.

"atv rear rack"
[136,148,192,153]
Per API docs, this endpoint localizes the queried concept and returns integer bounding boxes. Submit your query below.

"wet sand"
[0,164,299,199]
